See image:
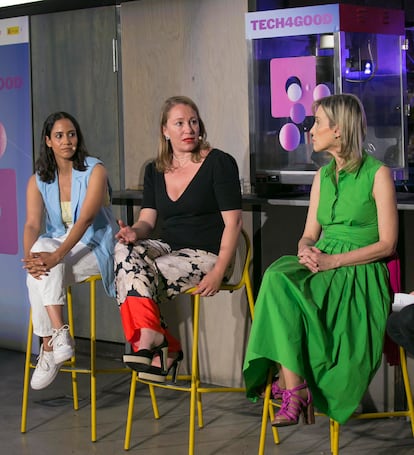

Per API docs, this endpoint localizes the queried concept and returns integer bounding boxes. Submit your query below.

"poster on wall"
[0,16,33,350]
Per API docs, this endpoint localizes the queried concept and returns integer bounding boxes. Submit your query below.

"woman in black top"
[114,96,242,381]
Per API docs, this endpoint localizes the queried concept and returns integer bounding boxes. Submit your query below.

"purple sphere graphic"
[313,84,331,101]
[279,123,300,152]
[290,103,306,124]
[287,83,302,102]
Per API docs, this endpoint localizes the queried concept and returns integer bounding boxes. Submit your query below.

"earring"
[165,135,170,141]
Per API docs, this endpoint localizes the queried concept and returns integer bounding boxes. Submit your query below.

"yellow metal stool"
[329,345,414,454]
[259,347,414,455]
[258,367,281,455]
[123,229,255,454]
[21,274,131,442]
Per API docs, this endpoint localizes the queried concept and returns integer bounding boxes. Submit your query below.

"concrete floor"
[3,346,414,455]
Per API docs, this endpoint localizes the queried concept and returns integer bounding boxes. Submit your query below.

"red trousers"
[120,296,181,353]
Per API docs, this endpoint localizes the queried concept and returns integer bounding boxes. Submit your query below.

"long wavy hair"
[155,96,210,172]
[312,93,367,173]
[35,111,89,183]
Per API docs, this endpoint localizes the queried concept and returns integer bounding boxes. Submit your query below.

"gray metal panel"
[30,5,121,191]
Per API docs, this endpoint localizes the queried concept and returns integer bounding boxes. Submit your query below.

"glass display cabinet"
[245,3,407,196]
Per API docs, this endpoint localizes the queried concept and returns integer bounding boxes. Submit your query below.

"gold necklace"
[173,154,192,168]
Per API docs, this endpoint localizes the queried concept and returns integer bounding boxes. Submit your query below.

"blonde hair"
[155,96,210,172]
[312,93,367,172]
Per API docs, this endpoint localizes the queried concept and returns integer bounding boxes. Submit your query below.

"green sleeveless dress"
[243,153,391,424]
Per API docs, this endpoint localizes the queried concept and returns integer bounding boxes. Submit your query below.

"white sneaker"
[30,346,60,390]
[48,325,75,364]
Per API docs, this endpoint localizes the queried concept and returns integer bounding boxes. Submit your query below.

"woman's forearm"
[23,225,41,258]
[213,213,242,278]
[52,217,94,262]
[329,240,396,268]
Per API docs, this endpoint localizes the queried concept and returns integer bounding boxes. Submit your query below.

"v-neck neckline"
[164,150,212,202]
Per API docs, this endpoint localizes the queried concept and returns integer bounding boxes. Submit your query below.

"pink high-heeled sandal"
[258,378,285,399]
[271,380,284,400]
[271,382,315,427]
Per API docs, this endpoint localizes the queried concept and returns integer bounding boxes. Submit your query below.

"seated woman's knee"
[30,237,60,253]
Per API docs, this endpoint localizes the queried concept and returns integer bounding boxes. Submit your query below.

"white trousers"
[27,232,100,337]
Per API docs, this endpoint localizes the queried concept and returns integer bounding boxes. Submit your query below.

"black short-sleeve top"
[142,148,241,254]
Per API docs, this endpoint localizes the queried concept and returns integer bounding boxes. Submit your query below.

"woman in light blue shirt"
[23,112,117,391]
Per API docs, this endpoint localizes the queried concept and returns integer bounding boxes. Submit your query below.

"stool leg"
[66,286,79,410]
[330,419,339,455]
[400,346,414,436]
[90,278,97,442]
[245,272,255,320]
[21,312,33,433]
[188,295,200,455]
[266,368,279,445]
[258,378,270,455]
[196,361,203,429]
[269,402,279,444]
[148,383,160,419]
[124,370,139,450]
[258,368,280,455]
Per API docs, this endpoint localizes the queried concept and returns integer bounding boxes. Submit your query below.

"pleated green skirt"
[243,237,390,424]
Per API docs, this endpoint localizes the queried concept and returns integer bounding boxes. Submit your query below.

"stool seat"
[21,274,131,442]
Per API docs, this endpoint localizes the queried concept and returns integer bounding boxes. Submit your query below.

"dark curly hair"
[35,112,89,183]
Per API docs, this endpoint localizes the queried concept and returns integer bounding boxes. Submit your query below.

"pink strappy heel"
[271,380,284,400]
[271,382,315,427]
[258,378,285,399]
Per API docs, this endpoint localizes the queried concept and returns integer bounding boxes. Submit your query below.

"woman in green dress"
[243,93,398,426]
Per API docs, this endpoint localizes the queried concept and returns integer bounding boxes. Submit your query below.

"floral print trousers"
[114,239,220,306]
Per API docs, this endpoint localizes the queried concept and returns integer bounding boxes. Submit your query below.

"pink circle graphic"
[279,123,300,152]
[0,122,6,159]
[290,103,306,124]
[287,83,302,102]
[313,84,331,101]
